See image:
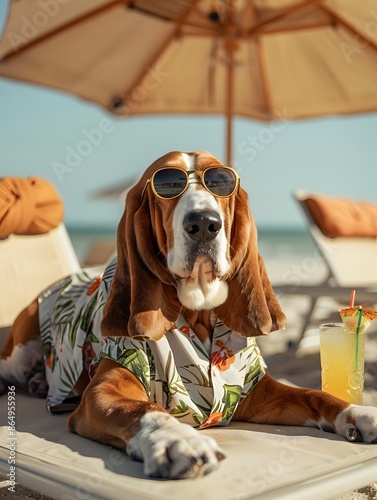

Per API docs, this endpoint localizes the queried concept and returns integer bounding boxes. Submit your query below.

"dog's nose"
[183,211,222,242]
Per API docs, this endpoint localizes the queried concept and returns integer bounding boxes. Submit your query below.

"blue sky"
[1,2,377,231]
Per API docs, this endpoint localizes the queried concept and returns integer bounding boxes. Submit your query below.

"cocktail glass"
[319,290,377,405]
[319,322,365,405]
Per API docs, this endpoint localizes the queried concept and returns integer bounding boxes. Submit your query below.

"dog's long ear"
[214,188,286,336]
[101,177,181,341]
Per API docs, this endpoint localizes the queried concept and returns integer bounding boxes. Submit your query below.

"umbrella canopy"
[339,306,377,332]
[1,0,377,163]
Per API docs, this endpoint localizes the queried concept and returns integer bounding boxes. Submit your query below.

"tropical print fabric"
[39,257,266,428]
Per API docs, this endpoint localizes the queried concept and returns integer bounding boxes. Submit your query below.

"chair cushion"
[303,195,377,238]
[0,177,63,236]
[1,394,377,499]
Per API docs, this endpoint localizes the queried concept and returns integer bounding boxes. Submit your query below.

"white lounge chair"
[0,224,81,328]
[273,191,377,347]
[1,394,377,499]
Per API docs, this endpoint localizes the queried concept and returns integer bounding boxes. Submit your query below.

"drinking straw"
[356,306,363,334]
[355,306,363,371]
[349,290,361,371]
[350,289,356,308]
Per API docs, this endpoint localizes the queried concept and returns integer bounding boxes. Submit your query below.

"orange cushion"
[0,177,64,237]
[303,195,377,238]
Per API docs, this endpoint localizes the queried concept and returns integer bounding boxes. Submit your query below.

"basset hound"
[1,150,377,480]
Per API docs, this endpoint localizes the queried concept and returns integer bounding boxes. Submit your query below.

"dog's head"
[101,150,286,340]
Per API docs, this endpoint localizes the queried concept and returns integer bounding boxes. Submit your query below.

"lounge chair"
[273,191,377,348]
[0,224,81,328]
[1,191,377,499]
[1,395,377,499]
[0,175,82,328]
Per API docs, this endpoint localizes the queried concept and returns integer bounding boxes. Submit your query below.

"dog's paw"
[335,405,377,443]
[127,412,226,479]
[28,372,48,398]
[0,376,7,395]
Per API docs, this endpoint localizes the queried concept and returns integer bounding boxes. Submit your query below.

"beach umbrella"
[1,0,377,164]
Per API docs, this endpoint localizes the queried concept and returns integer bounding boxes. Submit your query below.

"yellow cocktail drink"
[319,323,365,405]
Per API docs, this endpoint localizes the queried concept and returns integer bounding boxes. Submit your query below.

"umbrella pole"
[224,0,237,167]
[225,47,234,166]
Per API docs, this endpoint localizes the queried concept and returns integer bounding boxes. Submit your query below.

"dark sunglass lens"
[153,169,187,198]
[204,168,236,196]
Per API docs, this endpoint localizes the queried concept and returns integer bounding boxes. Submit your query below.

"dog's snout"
[183,211,222,242]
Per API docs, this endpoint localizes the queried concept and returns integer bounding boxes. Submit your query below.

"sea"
[67,227,316,266]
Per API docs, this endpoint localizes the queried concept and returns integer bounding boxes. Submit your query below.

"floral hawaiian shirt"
[39,257,266,428]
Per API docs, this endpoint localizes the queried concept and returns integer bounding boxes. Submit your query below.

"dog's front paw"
[127,412,226,479]
[28,372,48,398]
[335,405,377,443]
[0,376,7,395]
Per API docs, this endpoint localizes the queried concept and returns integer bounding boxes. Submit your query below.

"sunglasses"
[142,166,240,200]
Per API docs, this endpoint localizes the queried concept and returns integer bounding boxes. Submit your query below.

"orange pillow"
[0,177,64,236]
[303,195,377,238]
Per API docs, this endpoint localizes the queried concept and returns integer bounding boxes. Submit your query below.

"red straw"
[350,289,356,308]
